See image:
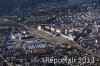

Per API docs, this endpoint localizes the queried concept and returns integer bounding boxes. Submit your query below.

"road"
[16,22,100,59]
[1,18,100,66]
[0,54,14,66]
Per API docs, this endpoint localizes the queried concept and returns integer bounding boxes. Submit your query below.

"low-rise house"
[51,27,56,32]
[45,26,50,29]
[38,25,42,30]
[11,32,32,40]
[56,28,61,33]
[37,24,47,31]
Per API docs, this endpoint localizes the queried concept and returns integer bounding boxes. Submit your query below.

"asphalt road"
[17,23,100,59]
[0,54,14,66]
[1,18,100,66]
